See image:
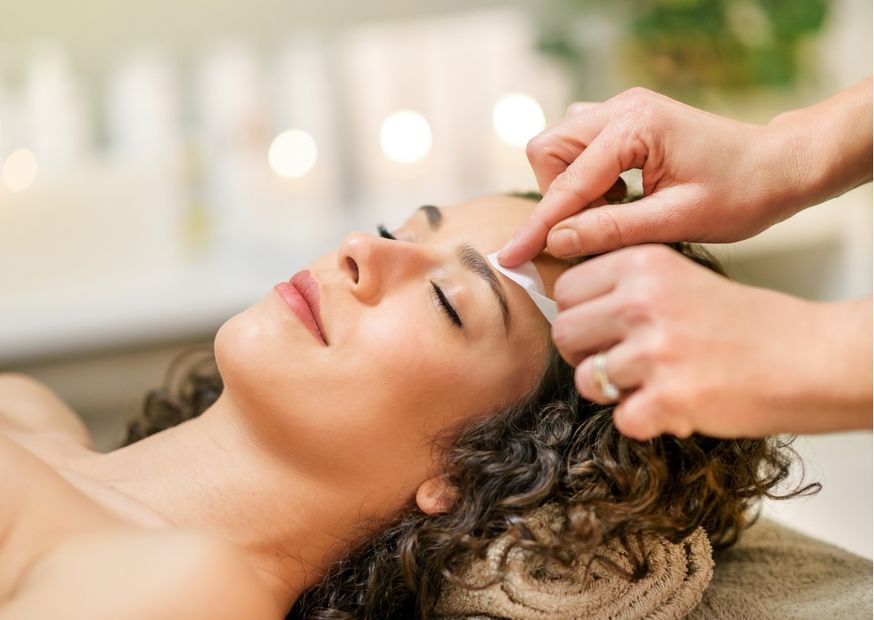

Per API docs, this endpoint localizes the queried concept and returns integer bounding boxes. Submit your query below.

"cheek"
[213,293,319,425]
[300,314,489,483]
[335,318,465,440]
[332,316,537,470]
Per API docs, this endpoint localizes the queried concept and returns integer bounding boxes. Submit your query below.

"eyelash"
[375,224,463,329]
[430,281,463,328]
[377,224,396,241]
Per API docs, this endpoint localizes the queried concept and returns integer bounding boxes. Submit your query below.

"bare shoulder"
[2,529,282,620]
[155,530,284,620]
[0,373,92,448]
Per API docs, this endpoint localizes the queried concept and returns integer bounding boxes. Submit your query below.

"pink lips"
[274,270,328,346]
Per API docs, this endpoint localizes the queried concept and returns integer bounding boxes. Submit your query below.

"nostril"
[346,256,359,284]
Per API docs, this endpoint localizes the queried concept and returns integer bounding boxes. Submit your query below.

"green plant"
[538,0,828,96]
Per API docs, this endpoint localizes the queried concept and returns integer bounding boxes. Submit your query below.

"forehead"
[403,194,567,298]
[420,195,533,250]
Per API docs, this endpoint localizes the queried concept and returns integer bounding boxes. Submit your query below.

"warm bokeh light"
[268,129,318,179]
[492,93,546,147]
[379,109,432,164]
[2,148,39,193]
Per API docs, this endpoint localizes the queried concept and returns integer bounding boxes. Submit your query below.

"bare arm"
[765,76,873,220]
[790,297,873,435]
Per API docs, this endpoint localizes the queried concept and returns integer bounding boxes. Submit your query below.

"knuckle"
[550,317,571,351]
[611,119,637,143]
[644,392,672,425]
[611,88,658,135]
[660,394,694,437]
[648,243,676,264]
[625,246,653,272]
[621,291,654,325]
[525,132,553,165]
[616,86,653,107]
[566,101,588,117]
[624,342,653,370]
[627,86,653,100]
[552,268,579,309]
[642,329,671,364]
[624,245,672,277]
[664,392,687,418]
[525,134,543,159]
[640,243,670,265]
[619,271,666,322]
[549,171,590,206]
[625,386,692,440]
[591,209,625,249]
[550,167,579,192]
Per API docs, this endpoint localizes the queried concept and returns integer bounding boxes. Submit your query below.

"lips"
[274,270,328,346]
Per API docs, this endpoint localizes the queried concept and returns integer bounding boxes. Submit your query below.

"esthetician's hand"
[552,244,872,440]
[499,78,872,266]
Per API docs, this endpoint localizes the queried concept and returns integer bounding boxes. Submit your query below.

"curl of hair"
[123,348,220,445]
[123,243,819,620]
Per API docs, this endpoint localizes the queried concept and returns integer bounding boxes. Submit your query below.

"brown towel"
[687,518,872,619]
[436,505,713,620]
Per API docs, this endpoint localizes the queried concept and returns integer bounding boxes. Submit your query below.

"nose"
[336,231,435,302]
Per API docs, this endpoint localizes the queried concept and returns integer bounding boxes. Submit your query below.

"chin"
[214,296,297,405]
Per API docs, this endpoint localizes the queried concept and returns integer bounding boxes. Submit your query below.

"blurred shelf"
[0,261,284,367]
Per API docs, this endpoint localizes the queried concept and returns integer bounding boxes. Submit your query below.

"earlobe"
[415,476,458,515]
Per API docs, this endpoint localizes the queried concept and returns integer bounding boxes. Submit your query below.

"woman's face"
[215,195,566,512]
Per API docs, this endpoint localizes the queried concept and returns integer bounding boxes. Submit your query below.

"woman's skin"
[0,195,567,619]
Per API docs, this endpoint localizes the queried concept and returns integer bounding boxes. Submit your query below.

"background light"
[492,93,546,147]
[379,109,432,164]
[268,129,318,179]
[2,148,39,193]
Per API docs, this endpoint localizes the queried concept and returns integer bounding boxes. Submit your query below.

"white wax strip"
[486,252,558,324]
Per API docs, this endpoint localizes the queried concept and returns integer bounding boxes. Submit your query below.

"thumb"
[546,187,692,257]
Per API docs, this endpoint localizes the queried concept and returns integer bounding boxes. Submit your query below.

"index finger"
[500,123,637,266]
[529,101,603,194]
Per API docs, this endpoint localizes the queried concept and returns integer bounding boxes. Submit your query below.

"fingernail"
[549,229,580,257]
[497,236,516,260]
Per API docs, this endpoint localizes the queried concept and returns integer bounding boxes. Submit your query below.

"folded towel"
[687,518,872,619]
[436,504,713,620]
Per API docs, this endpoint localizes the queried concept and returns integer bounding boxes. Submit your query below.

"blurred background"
[0,0,870,558]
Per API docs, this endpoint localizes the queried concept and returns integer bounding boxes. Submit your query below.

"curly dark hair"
[123,227,818,619]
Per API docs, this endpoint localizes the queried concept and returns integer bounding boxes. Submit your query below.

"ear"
[415,475,458,515]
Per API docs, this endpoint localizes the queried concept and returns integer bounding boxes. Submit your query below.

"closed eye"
[375,224,463,329]
[430,281,463,328]
[377,224,397,241]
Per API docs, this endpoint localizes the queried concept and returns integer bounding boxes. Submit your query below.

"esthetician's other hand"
[552,244,872,440]
[499,78,872,266]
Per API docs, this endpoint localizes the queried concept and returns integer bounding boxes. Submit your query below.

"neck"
[75,394,367,611]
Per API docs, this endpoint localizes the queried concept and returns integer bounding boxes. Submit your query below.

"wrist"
[764,80,873,215]
[754,114,822,222]
[786,298,872,434]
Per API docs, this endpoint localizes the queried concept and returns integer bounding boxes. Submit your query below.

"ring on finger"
[592,351,620,401]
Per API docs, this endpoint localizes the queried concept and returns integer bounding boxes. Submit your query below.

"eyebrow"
[418,204,443,229]
[456,244,511,334]
[416,204,511,334]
